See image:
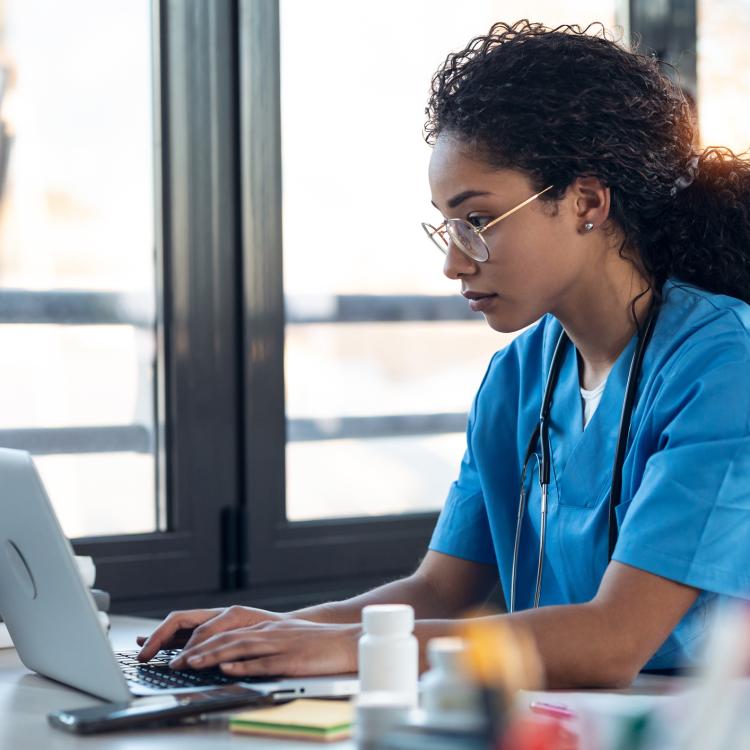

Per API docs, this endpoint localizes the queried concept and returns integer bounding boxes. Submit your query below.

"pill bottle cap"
[362,604,414,636]
[427,636,467,671]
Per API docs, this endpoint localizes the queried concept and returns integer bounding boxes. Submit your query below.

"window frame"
[235,0,700,594]
[626,0,697,95]
[73,0,244,604]
[236,0,438,591]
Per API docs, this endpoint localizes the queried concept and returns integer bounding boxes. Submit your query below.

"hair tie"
[670,154,700,196]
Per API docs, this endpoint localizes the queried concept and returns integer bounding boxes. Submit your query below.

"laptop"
[0,448,358,703]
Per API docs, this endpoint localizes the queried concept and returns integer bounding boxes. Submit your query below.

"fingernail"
[188,655,204,666]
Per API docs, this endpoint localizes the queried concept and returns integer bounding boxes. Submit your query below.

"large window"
[279,0,618,523]
[0,1,242,608]
[0,1,157,538]
[239,1,622,595]
[1,1,710,614]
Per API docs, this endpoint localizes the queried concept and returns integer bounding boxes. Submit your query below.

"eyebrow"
[431,190,493,211]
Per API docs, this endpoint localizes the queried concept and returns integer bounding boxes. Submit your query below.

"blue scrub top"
[429,279,750,670]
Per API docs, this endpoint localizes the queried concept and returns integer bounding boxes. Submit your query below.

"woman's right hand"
[136,605,286,662]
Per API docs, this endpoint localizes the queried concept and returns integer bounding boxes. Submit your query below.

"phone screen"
[48,686,270,734]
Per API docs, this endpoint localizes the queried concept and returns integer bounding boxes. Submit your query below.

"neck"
[553,257,653,391]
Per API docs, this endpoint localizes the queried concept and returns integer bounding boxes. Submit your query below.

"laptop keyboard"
[116,650,253,690]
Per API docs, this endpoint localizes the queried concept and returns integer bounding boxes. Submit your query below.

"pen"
[529,701,577,720]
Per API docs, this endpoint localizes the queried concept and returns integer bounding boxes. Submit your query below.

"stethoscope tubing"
[508,303,660,615]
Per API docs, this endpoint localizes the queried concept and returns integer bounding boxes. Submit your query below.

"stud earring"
[583,222,595,232]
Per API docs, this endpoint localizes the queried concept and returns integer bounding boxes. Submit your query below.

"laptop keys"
[115,650,248,689]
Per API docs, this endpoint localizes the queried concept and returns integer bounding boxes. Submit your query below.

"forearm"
[504,602,640,688]
[414,602,640,688]
[289,573,455,624]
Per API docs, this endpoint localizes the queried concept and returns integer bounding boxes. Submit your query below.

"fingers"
[221,656,287,678]
[171,630,277,670]
[169,622,357,677]
[137,609,220,661]
[179,605,260,655]
[137,634,190,648]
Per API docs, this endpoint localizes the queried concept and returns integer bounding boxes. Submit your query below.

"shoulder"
[659,278,750,346]
[644,279,750,435]
[654,279,750,372]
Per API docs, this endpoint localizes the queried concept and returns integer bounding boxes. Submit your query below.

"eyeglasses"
[421,185,554,262]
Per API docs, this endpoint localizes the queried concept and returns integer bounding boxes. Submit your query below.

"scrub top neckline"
[548,323,639,506]
[580,378,608,399]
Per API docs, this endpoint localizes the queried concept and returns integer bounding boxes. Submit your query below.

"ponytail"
[643,147,750,303]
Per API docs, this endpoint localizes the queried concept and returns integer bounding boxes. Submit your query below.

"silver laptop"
[0,448,358,703]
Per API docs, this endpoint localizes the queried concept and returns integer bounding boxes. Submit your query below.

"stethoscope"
[508,302,660,614]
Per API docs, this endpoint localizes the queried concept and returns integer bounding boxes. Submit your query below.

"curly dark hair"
[424,21,750,303]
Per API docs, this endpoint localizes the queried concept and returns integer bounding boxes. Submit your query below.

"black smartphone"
[47,685,272,735]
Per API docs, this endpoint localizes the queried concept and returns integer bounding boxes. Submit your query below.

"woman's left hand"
[167,619,361,677]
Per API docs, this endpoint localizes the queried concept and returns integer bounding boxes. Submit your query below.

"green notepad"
[230,699,354,742]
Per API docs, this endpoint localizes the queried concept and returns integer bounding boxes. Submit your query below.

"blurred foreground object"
[653,603,750,750]
[0,63,11,201]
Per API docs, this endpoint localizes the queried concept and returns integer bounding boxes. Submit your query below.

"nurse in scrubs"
[139,21,750,688]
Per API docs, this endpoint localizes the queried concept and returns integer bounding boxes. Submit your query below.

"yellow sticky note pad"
[230,699,354,742]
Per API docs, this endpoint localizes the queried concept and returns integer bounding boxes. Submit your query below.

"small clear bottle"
[358,604,418,706]
[421,637,481,724]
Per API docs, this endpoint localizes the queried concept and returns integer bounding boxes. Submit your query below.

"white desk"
[0,615,691,749]
[0,615,356,749]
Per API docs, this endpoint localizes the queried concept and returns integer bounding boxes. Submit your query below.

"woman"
[138,22,750,688]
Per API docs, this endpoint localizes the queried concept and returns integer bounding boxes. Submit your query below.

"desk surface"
[0,615,356,749]
[0,615,688,749]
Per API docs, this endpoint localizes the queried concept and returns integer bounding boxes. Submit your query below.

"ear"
[570,175,610,234]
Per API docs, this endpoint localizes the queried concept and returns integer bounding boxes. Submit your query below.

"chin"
[483,310,538,334]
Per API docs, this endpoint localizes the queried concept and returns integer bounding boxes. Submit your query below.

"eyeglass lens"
[421,222,488,262]
[446,221,487,261]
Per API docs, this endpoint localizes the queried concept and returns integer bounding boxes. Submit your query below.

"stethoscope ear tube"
[607,303,660,559]
[538,332,568,487]
[510,441,536,615]
[509,331,568,614]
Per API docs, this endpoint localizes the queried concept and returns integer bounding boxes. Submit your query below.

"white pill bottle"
[358,604,418,706]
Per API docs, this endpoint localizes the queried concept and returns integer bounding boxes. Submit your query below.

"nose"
[442,239,478,280]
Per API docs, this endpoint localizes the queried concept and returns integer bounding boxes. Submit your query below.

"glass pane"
[0,1,158,538]
[281,1,618,521]
[287,434,467,522]
[697,0,750,153]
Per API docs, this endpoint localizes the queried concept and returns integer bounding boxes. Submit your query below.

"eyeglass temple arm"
[479,185,554,234]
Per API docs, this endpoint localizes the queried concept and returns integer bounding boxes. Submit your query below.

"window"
[697,0,750,153]
[3,1,708,614]
[0,0,157,538]
[0,1,242,607]
[240,1,619,593]
[280,1,619,522]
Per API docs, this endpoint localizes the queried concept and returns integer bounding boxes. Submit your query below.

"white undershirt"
[580,379,607,429]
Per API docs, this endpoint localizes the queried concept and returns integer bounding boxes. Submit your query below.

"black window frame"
[627,0,697,95]
[73,0,244,605]
[236,0,438,595]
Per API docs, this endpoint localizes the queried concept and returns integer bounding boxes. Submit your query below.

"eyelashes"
[467,214,492,229]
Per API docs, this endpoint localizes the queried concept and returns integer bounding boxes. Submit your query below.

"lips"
[462,291,495,301]
[462,290,498,313]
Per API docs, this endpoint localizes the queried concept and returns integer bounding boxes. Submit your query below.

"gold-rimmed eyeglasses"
[421,185,554,262]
